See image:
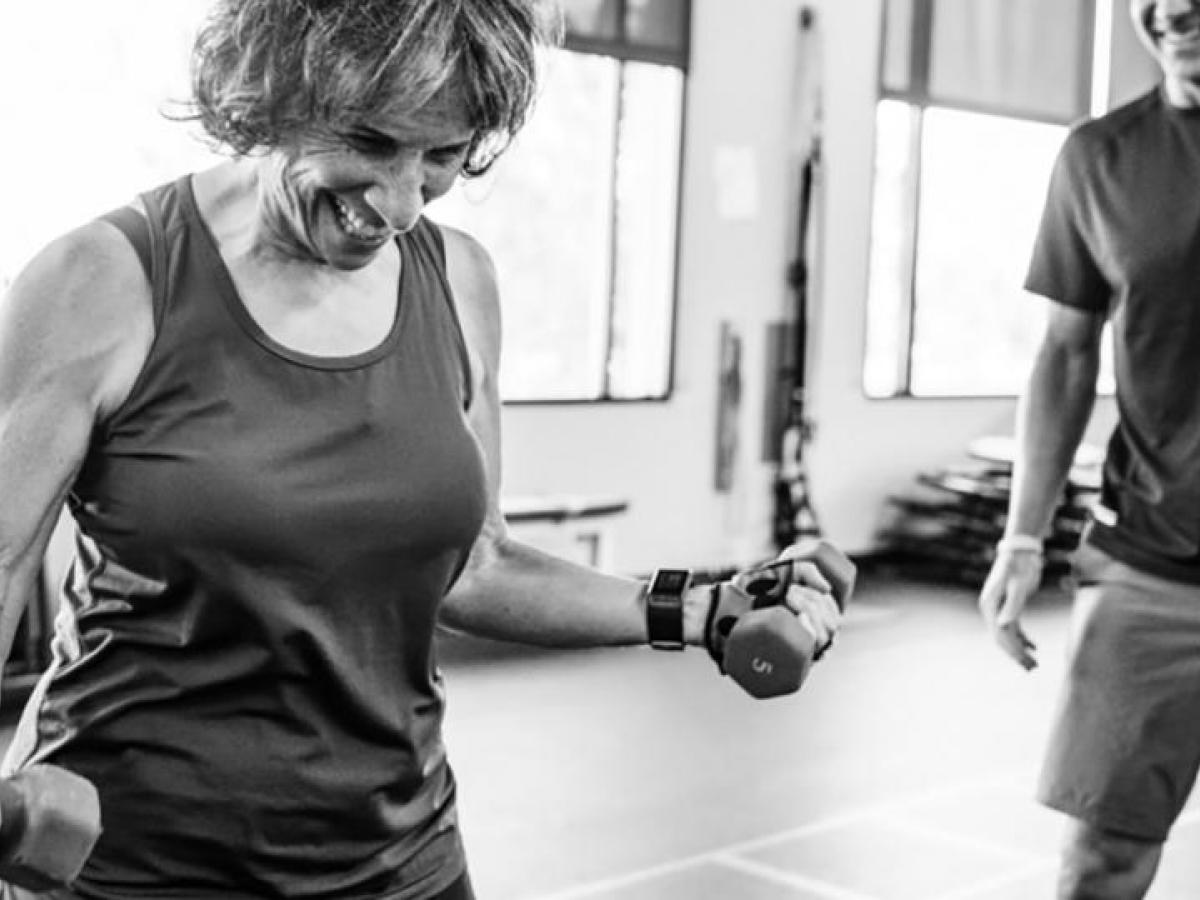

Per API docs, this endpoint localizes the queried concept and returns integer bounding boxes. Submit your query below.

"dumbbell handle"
[741,553,853,611]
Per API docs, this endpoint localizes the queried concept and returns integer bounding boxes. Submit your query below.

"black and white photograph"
[0,1,1196,897]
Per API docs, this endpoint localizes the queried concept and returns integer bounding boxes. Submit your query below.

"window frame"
[865,0,1099,400]
[497,0,692,406]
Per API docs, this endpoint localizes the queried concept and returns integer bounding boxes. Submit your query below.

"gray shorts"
[1038,543,1200,841]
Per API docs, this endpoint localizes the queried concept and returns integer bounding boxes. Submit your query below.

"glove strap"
[704,584,722,667]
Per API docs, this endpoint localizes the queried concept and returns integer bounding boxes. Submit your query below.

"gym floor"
[4,570,1199,898]
[440,568,1200,900]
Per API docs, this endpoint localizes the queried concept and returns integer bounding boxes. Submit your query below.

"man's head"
[1130,0,1200,101]
[189,0,561,175]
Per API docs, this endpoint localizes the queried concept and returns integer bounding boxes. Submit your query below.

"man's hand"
[978,540,1044,671]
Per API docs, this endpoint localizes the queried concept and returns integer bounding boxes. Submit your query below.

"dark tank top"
[5,176,488,899]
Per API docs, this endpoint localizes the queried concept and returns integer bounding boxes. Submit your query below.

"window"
[0,0,690,405]
[434,0,689,402]
[863,0,1148,398]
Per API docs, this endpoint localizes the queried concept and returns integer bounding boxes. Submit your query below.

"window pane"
[0,0,218,290]
[608,62,684,398]
[625,0,688,52]
[433,51,620,401]
[561,0,620,40]
[909,108,1065,396]
[928,0,1091,121]
[864,100,921,398]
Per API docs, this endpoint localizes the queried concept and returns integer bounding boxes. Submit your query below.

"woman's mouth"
[329,195,392,244]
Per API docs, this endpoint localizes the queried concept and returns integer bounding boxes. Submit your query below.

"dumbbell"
[713,539,855,699]
[0,764,101,889]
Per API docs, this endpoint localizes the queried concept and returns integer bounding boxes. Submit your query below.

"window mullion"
[600,63,626,400]
[900,106,925,395]
[1077,0,1099,116]
[910,0,935,98]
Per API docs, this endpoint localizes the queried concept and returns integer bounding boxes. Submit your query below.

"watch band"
[646,568,691,650]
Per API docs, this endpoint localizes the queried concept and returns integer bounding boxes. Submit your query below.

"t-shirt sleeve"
[1024,131,1110,312]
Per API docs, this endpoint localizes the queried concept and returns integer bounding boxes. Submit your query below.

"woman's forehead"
[371,80,478,134]
[373,97,475,140]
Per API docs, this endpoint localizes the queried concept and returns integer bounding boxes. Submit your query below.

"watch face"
[652,569,690,594]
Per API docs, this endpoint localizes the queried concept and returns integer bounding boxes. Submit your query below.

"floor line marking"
[927,859,1057,900]
[526,772,1033,900]
[715,854,881,900]
[876,811,1055,865]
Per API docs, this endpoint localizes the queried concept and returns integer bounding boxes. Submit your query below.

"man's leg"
[1058,819,1162,900]
[1038,547,1200,899]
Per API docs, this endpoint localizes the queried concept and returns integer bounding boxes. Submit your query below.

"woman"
[0,1,842,897]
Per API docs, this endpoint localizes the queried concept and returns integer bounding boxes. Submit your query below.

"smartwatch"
[645,568,691,650]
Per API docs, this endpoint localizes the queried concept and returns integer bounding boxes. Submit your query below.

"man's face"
[1130,0,1200,86]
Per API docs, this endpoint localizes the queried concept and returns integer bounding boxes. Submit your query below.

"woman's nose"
[363,160,425,233]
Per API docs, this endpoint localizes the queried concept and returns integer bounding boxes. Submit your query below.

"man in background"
[979,1,1200,897]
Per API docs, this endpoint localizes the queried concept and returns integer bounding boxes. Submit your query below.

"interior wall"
[500,0,806,575]
[500,0,1146,575]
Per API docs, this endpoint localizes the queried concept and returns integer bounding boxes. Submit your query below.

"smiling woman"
[0,3,842,900]
[0,3,599,899]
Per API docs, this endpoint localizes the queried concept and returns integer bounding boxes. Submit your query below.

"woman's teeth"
[332,198,390,241]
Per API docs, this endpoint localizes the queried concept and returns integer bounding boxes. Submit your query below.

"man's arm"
[1008,302,1105,537]
[979,299,1104,669]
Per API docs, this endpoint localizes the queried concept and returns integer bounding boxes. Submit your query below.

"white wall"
[500,0,1124,576]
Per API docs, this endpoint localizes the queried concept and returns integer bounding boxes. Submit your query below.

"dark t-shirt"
[1026,86,1200,583]
[4,177,489,898]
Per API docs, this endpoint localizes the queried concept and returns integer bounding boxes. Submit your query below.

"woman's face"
[261,96,475,270]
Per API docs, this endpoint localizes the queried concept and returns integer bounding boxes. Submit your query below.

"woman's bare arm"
[0,220,153,675]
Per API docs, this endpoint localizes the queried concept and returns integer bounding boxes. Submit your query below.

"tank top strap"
[98,205,151,275]
[405,216,475,411]
[96,182,180,334]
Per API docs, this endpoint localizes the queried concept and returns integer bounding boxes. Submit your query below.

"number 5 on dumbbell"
[707,540,855,699]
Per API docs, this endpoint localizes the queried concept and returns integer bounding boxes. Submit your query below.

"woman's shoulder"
[433,222,499,323]
[11,216,153,331]
[2,216,155,419]
[432,221,496,278]
[427,221,501,383]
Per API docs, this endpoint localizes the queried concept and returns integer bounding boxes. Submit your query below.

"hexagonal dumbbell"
[712,540,855,698]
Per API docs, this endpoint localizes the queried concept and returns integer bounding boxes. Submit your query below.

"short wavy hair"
[188,0,562,175]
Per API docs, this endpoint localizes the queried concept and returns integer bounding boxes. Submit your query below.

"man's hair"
[188,0,561,175]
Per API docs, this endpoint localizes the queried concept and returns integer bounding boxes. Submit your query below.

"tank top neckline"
[177,174,410,371]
